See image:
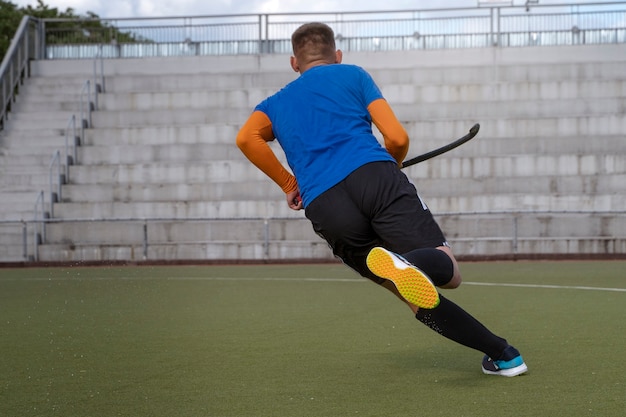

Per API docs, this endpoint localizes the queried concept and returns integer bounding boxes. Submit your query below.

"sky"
[8,0,611,19]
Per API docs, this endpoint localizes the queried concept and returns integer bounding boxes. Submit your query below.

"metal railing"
[1,211,619,263]
[37,2,626,59]
[0,17,42,131]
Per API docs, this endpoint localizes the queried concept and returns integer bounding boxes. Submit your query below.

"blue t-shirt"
[254,64,395,207]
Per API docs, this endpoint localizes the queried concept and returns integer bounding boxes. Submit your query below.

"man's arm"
[236,110,299,195]
[367,98,409,165]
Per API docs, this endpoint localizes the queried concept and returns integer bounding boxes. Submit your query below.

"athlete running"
[236,22,527,377]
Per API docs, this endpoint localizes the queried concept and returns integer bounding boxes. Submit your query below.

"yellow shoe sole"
[366,247,440,309]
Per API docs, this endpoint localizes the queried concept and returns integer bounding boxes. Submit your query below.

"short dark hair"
[291,22,336,59]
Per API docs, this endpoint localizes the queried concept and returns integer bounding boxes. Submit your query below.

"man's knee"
[401,246,461,288]
[436,245,462,289]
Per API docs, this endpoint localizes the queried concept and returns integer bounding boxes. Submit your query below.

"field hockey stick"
[401,123,480,169]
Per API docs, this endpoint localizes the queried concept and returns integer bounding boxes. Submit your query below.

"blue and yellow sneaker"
[366,246,440,309]
[482,346,528,377]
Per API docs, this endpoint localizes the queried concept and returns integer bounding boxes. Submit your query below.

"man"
[236,22,527,377]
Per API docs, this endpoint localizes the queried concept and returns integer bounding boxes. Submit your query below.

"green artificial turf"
[1,261,624,416]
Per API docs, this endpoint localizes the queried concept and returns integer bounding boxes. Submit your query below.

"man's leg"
[368,245,507,356]
[368,246,527,376]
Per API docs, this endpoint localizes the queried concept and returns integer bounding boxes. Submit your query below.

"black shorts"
[305,161,448,284]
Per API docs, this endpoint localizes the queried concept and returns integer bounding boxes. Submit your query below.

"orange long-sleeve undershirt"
[367,98,409,164]
[236,111,299,194]
[235,98,409,193]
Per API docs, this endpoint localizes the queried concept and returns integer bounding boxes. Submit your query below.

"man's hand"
[286,189,303,210]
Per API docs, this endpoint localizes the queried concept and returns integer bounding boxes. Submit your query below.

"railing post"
[33,191,46,261]
[22,220,28,261]
[38,19,46,60]
[80,80,92,144]
[512,215,519,255]
[143,221,148,259]
[258,14,264,54]
[263,218,270,260]
[65,114,78,180]
[495,7,501,47]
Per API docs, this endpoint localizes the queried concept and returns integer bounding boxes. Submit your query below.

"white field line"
[168,276,626,292]
[3,275,626,293]
[463,281,626,293]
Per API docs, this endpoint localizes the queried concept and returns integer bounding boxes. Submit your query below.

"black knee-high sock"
[416,295,509,359]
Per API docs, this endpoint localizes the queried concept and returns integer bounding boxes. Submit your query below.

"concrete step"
[80,119,626,150]
[95,89,626,119]
[1,220,42,262]
[403,135,626,160]
[102,72,291,93]
[0,187,47,212]
[10,110,80,121]
[436,212,626,239]
[425,192,625,212]
[31,46,626,85]
[43,218,318,244]
[0,207,46,222]
[5,113,81,130]
[97,88,277,111]
[82,124,240,146]
[0,162,61,175]
[80,123,622,157]
[31,54,292,77]
[0,152,65,167]
[77,143,245,164]
[64,138,626,178]
[417,174,626,197]
[402,115,626,139]
[50,200,303,220]
[35,235,626,262]
[450,236,626,257]
[21,78,90,92]
[58,173,625,204]
[97,64,626,96]
[366,60,626,85]
[0,244,28,262]
[0,143,71,156]
[0,191,44,205]
[0,173,56,192]
[35,240,335,262]
[91,108,249,127]
[404,153,626,179]
[17,89,83,102]
[66,160,269,184]
[101,62,626,94]
[13,100,82,113]
[65,152,625,188]
[0,128,69,140]
[46,192,625,220]
[32,215,626,262]
[95,77,626,103]
[382,80,626,103]
[90,113,626,139]
[393,97,626,120]
[0,190,52,224]
[41,214,624,246]
[61,182,280,203]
